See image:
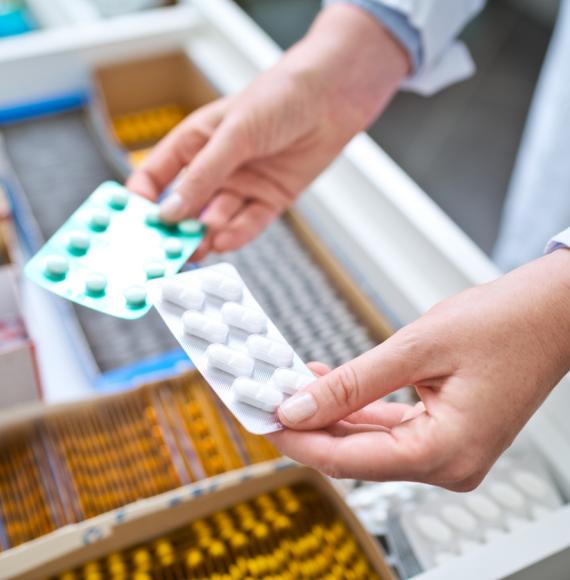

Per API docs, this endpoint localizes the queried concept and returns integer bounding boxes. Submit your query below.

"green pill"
[85,273,107,295]
[89,209,111,232]
[124,285,147,308]
[145,261,166,279]
[178,219,202,236]
[108,189,129,210]
[44,255,69,280]
[164,238,183,259]
[67,230,90,255]
[145,208,162,226]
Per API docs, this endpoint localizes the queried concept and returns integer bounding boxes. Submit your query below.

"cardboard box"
[6,464,396,580]
[0,369,280,559]
[0,265,42,406]
[89,50,219,176]
[94,50,217,124]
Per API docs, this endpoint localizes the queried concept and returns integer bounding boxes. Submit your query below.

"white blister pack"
[396,454,563,570]
[148,263,315,434]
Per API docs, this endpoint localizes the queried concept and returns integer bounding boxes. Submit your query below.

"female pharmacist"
[128,1,570,490]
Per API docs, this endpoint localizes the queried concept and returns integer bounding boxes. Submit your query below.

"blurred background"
[237,0,558,255]
[2,3,570,579]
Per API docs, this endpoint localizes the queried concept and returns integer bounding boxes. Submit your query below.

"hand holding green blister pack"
[25,181,205,319]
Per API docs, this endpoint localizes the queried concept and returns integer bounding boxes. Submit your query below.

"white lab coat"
[371,0,487,94]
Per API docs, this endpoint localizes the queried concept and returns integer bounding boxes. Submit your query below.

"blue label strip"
[0,91,88,126]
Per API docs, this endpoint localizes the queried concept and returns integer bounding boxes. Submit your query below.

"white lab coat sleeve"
[325,0,487,95]
[389,0,486,95]
[545,228,570,254]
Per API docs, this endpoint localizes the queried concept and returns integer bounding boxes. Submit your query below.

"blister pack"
[394,454,563,570]
[24,181,204,319]
[148,263,316,434]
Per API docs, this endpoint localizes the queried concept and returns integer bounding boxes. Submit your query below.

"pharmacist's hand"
[269,251,570,490]
[126,4,408,261]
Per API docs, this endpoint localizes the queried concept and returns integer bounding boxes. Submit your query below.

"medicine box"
[90,50,219,175]
[0,264,41,407]
[0,369,280,552]
[2,464,396,580]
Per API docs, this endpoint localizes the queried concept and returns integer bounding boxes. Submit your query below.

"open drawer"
[1,1,570,578]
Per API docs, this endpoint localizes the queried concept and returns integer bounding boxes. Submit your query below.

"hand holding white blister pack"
[149,263,316,434]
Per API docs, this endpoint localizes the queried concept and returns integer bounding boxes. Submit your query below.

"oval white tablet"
[202,271,243,302]
[489,482,525,511]
[530,504,553,520]
[164,238,183,259]
[440,504,478,533]
[483,527,507,542]
[44,255,69,279]
[505,515,529,531]
[458,540,481,555]
[221,302,267,334]
[247,335,294,368]
[162,280,205,311]
[233,377,284,413]
[183,311,228,344]
[434,552,456,566]
[206,344,254,377]
[414,515,453,545]
[512,470,551,501]
[465,494,501,521]
[271,368,313,395]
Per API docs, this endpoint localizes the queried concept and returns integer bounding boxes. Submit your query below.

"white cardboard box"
[0,265,41,406]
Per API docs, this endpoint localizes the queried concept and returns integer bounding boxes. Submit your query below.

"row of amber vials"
[158,375,279,481]
[48,396,182,520]
[0,436,59,548]
[55,484,381,580]
[112,105,186,148]
[0,373,280,550]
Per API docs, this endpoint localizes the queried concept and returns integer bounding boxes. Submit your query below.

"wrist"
[526,249,570,374]
[284,3,410,133]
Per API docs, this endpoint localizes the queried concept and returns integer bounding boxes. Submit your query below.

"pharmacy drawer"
[1,1,570,578]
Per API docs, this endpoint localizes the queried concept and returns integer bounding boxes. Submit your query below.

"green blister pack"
[24,181,205,319]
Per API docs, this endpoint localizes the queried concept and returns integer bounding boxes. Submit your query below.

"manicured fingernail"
[279,393,317,424]
[159,192,187,221]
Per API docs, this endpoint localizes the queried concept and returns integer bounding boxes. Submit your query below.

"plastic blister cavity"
[24,181,205,319]
[148,263,316,434]
[394,453,563,571]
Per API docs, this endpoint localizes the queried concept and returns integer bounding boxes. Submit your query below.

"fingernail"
[159,192,187,221]
[279,393,318,424]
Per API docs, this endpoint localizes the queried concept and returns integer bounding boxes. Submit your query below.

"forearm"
[520,249,570,380]
[282,3,410,134]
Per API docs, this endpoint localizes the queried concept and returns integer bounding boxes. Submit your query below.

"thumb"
[159,119,250,222]
[278,338,421,430]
